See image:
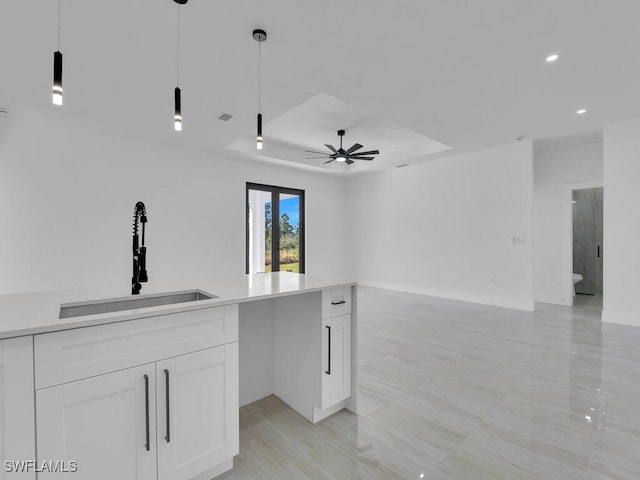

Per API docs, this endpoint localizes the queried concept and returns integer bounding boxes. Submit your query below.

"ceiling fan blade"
[345,143,363,155]
[324,144,338,154]
[324,159,335,164]
[351,156,374,161]
[305,156,331,159]
[345,159,354,165]
[351,149,379,156]
[304,149,330,155]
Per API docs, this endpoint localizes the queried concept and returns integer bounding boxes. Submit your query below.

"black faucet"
[132,201,148,295]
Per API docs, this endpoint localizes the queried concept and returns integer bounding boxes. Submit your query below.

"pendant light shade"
[253,29,267,150]
[52,51,63,105]
[174,87,182,131]
[256,113,263,150]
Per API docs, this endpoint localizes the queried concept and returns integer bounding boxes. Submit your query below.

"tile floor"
[219,287,640,479]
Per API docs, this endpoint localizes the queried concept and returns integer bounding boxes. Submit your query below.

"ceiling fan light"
[336,156,346,162]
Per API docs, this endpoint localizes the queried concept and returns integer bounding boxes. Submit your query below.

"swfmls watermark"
[4,460,78,473]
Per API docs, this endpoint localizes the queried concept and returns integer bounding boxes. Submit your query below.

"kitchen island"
[0,272,357,479]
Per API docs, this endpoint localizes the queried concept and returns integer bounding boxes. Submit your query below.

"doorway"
[571,185,603,310]
[246,183,305,274]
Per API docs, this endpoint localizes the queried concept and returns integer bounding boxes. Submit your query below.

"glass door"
[246,183,305,274]
[278,192,302,272]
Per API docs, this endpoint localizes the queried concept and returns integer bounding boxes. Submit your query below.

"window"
[246,183,305,274]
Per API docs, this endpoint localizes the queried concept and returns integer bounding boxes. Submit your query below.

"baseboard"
[359,280,535,312]
[312,401,346,423]
[602,310,640,327]
[534,294,571,306]
[191,458,233,480]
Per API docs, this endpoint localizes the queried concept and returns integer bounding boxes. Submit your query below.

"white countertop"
[0,272,356,340]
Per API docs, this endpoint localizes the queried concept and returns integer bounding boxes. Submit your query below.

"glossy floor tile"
[219,287,640,479]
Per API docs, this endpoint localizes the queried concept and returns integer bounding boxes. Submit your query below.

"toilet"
[572,273,583,296]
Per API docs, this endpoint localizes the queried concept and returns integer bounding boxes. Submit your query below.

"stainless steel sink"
[59,290,217,319]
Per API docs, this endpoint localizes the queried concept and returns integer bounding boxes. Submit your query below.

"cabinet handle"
[144,374,150,452]
[597,246,601,258]
[331,300,346,306]
[326,325,331,375]
[164,369,171,443]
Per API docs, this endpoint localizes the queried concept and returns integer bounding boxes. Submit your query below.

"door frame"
[246,182,306,274]
[564,180,603,306]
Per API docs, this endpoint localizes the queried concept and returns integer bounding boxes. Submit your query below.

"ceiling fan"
[305,130,380,165]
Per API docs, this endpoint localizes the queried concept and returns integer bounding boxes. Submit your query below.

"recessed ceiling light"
[546,54,559,63]
[576,108,587,115]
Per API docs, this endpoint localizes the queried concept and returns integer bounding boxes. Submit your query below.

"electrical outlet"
[491,275,496,285]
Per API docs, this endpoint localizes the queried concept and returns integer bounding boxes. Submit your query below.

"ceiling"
[227,93,450,173]
[1,0,638,175]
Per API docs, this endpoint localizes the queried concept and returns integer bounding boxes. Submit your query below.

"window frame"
[246,182,306,274]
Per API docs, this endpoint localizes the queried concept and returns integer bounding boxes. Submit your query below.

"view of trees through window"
[264,197,301,272]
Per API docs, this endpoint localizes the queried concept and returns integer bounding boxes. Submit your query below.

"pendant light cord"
[176,3,181,86]
[57,0,61,50]
[258,39,261,113]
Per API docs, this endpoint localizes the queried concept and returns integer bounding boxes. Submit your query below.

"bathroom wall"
[346,141,534,311]
[533,141,603,305]
[603,117,640,326]
[572,187,603,295]
[0,117,349,294]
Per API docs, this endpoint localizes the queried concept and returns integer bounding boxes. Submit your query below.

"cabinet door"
[157,343,239,480]
[0,336,35,480]
[321,314,351,409]
[36,364,157,480]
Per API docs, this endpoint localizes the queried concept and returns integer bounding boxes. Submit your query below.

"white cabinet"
[36,345,239,480]
[156,344,239,480]
[34,305,239,480]
[36,364,157,480]
[0,336,36,480]
[321,314,351,410]
[273,288,353,423]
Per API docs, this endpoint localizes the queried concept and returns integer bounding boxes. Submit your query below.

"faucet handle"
[139,246,148,283]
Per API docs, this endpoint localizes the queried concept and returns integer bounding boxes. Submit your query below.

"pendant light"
[173,0,188,131]
[253,29,267,150]
[52,0,63,105]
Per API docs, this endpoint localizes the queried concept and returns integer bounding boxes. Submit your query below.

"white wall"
[346,141,534,311]
[602,118,640,326]
[0,118,348,294]
[533,142,603,305]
